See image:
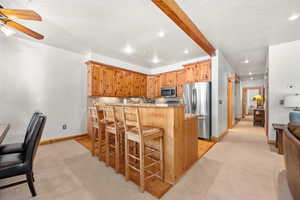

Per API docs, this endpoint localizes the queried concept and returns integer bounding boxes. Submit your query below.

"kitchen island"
[90,103,198,184]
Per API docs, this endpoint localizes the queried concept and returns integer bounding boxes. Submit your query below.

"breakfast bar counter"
[89,103,198,184]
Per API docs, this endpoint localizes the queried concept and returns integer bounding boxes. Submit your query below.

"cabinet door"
[176,70,185,97]
[159,73,168,88]
[131,73,140,97]
[115,70,126,97]
[140,75,147,97]
[88,64,101,96]
[199,60,211,81]
[166,71,177,87]
[184,65,195,83]
[102,68,115,96]
[124,71,132,97]
[147,76,157,98]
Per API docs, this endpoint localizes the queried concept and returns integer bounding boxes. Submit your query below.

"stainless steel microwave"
[160,87,177,97]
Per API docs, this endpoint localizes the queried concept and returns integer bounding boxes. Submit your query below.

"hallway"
[196,118,294,200]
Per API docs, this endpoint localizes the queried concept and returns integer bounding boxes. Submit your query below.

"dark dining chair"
[0,112,41,155]
[0,114,47,197]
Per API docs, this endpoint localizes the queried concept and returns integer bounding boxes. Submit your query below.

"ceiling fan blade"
[0,9,42,21]
[5,20,44,40]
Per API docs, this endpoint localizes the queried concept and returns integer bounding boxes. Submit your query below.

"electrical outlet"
[62,124,67,130]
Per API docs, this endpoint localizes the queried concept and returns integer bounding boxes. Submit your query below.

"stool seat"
[127,126,163,142]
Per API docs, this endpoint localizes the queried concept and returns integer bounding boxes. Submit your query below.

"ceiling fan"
[0,5,44,40]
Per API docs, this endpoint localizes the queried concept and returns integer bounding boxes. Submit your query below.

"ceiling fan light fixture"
[0,23,15,37]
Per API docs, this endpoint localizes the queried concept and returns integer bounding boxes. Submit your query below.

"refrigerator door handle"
[192,88,197,112]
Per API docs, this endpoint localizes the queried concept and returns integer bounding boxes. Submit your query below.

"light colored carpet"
[0,119,293,200]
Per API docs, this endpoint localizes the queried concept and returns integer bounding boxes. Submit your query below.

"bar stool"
[103,106,124,173]
[122,107,164,192]
[88,107,105,157]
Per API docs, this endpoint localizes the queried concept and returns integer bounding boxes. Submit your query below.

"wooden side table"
[272,123,286,155]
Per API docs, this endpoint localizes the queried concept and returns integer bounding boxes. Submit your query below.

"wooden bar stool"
[103,106,124,173]
[88,107,105,157]
[122,107,164,192]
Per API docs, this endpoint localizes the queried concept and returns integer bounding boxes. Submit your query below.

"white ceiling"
[0,0,207,68]
[1,0,300,76]
[176,0,300,76]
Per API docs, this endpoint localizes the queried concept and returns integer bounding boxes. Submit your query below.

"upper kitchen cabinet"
[87,62,101,96]
[184,60,211,83]
[166,71,177,87]
[102,67,116,96]
[86,61,146,97]
[159,71,177,88]
[147,76,159,98]
[176,70,185,97]
[194,60,211,82]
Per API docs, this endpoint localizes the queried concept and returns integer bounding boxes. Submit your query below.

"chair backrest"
[25,114,47,167]
[103,106,117,127]
[122,107,142,136]
[88,107,99,129]
[24,112,41,147]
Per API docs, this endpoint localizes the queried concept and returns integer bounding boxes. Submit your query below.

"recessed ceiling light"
[243,59,250,64]
[249,72,253,75]
[152,56,160,64]
[250,77,254,80]
[184,49,189,54]
[122,45,134,54]
[288,14,299,21]
[157,31,165,37]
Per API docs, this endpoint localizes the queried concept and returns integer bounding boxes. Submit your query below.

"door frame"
[227,78,233,129]
[242,87,263,118]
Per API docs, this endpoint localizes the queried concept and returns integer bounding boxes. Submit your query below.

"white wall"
[150,56,211,74]
[268,40,300,140]
[87,52,150,74]
[241,79,265,88]
[0,36,87,143]
[210,50,236,137]
[217,51,236,135]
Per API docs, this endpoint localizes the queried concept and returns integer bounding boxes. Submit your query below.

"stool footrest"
[145,171,161,180]
[128,154,140,160]
[128,164,140,172]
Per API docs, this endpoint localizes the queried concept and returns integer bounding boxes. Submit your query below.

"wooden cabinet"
[147,76,160,98]
[87,59,211,98]
[88,64,101,96]
[166,71,177,87]
[87,61,147,97]
[102,67,115,96]
[184,60,211,83]
[176,70,185,97]
[159,72,177,88]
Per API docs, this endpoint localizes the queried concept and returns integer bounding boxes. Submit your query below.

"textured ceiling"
[1,0,300,76]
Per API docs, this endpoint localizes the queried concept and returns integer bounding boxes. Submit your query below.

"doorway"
[242,87,263,118]
[227,79,233,129]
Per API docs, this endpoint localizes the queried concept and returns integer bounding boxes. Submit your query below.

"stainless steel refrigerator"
[183,82,211,140]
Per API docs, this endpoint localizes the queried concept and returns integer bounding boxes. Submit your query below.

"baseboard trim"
[39,133,88,145]
[267,140,276,145]
[211,130,229,142]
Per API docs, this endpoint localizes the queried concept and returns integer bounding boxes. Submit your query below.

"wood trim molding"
[183,59,211,67]
[211,130,229,142]
[39,133,88,145]
[151,0,215,56]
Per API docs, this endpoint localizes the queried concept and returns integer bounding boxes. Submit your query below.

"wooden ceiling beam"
[151,0,216,56]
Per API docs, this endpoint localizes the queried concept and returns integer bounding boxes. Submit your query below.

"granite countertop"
[96,103,183,108]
